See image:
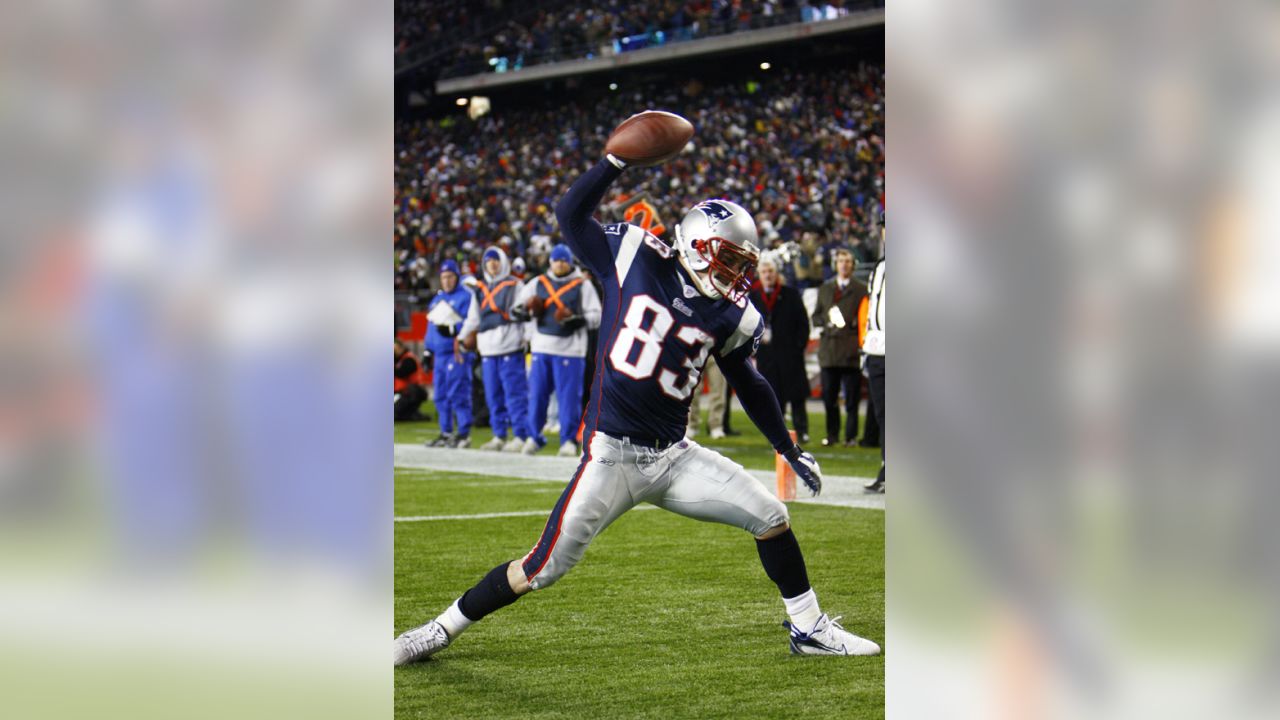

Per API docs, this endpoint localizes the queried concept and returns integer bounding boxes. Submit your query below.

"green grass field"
[395,403,885,719]
[395,404,883,478]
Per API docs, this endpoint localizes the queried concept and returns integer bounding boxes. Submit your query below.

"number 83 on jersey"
[608,295,713,401]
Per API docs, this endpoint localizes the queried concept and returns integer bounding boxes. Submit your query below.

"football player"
[395,150,880,663]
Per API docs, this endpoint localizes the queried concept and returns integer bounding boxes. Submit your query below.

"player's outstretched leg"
[755,524,880,656]
[394,559,530,665]
[658,444,879,655]
[396,437,634,665]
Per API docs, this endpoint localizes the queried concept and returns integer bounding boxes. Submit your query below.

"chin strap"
[677,254,720,299]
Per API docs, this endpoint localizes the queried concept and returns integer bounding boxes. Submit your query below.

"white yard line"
[395,510,550,522]
[396,507,657,522]
[393,443,884,511]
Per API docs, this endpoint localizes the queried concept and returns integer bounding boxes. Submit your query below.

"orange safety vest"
[476,279,519,320]
[537,274,585,314]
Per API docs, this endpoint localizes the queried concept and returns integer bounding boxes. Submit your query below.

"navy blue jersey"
[557,159,773,447]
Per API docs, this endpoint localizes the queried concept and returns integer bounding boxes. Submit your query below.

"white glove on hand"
[783,445,823,496]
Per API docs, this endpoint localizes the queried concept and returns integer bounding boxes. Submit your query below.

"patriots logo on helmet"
[695,201,735,229]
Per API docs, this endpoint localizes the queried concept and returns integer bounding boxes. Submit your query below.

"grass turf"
[395,467,884,719]
[395,404,882,478]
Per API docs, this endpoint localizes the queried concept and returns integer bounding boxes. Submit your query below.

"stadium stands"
[397,0,568,68]
[397,1,884,78]
[394,60,883,298]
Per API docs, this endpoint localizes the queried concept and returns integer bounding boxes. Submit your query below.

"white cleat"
[394,621,452,666]
[502,436,525,453]
[479,436,506,451]
[784,614,881,656]
[521,437,540,455]
[557,441,578,457]
[709,428,726,440]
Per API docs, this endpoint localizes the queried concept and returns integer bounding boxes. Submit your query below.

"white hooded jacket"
[460,246,526,356]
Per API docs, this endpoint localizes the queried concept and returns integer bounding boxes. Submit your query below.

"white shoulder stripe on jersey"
[613,224,645,285]
[720,301,762,356]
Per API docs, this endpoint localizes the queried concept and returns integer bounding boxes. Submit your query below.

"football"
[605,110,694,167]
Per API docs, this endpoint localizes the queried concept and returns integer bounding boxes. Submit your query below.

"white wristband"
[605,153,628,169]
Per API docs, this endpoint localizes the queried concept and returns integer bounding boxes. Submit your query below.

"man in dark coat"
[811,247,866,446]
[749,255,811,442]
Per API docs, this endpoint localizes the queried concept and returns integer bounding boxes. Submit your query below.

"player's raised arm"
[554,110,694,278]
[554,158,626,275]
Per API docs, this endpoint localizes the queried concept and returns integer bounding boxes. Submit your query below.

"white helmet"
[673,199,761,301]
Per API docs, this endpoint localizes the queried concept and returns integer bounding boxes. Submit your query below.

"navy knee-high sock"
[458,561,522,621]
[755,529,811,599]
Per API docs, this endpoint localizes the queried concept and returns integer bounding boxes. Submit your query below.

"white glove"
[783,445,823,496]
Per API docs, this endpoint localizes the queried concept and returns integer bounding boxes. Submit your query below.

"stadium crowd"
[396,0,525,58]
[398,0,878,77]
[394,61,883,300]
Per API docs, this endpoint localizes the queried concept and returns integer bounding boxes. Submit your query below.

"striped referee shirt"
[864,258,885,356]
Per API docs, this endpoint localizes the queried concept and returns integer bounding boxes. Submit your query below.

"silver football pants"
[520,433,789,590]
